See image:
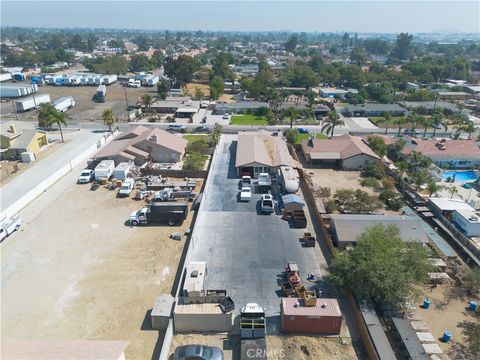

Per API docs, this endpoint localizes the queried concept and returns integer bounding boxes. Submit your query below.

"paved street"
[0,127,107,215]
[189,135,324,325]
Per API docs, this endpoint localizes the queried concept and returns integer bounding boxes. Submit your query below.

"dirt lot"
[1,179,203,359]
[267,335,357,360]
[170,333,356,360]
[0,82,155,122]
[419,282,479,359]
[304,168,400,215]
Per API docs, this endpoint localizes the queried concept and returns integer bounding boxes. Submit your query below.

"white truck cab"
[0,217,22,242]
[118,178,135,197]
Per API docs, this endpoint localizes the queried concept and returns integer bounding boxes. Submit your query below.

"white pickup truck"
[117,178,135,197]
[0,217,22,242]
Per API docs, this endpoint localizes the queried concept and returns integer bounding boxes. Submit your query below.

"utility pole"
[11,100,18,121]
[124,85,130,120]
[32,92,38,112]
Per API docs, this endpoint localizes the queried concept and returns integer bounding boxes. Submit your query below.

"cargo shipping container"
[281,297,342,334]
[174,303,233,333]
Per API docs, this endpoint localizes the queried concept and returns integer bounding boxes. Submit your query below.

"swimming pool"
[442,170,478,182]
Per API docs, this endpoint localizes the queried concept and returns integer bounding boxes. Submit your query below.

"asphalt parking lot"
[189,135,323,325]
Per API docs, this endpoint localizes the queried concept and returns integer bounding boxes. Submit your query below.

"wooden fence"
[288,144,380,360]
[141,168,208,178]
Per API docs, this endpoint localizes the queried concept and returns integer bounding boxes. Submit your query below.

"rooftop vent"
[321,303,327,308]
[190,270,198,278]
[468,216,479,222]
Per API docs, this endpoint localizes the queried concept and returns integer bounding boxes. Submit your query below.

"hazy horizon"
[1,1,479,34]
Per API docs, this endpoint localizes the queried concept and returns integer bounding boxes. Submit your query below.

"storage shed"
[281,298,342,334]
[183,261,207,297]
[174,303,233,333]
[151,294,174,330]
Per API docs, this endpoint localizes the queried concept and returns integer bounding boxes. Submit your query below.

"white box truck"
[94,160,115,181]
[0,87,22,98]
[15,94,51,112]
[53,96,76,112]
[146,75,159,86]
[0,73,12,82]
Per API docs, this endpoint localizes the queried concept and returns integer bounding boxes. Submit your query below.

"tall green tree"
[321,111,344,137]
[284,107,299,129]
[284,35,298,53]
[391,32,413,61]
[38,104,67,142]
[102,108,118,132]
[210,123,222,145]
[380,112,392,135]
[394,117,407,137]
[209,76,225,100]
[328,224,432,306]
[431,109,447,137]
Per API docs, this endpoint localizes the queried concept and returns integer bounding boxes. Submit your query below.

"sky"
[1,1,479,33]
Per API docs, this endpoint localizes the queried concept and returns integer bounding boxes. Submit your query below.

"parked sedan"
[297,127,309,134]
[173,345,224,360]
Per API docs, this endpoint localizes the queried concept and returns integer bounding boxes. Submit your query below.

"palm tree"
[321,111,344,137]
[431,108,447,137]
[421,117,433,138]
[454,120,476,140]
[380,112,392,135]
[142,94,153,114]
[407,113,423,136]
[38,103,67,142]
[427,181,443,197]
[102,108,118,132]
[394,116,406,137]
[449,186,458,199]
[284,107,299,129]
[412,170,429,190]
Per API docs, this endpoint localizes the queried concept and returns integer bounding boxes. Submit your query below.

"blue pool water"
[442,171,478,182]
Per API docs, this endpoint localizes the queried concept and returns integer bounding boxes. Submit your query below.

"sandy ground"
[170,333,357,360]
[185,83,210,98]
[1,179,202,359]
[304,168,400,215]
[1,82,154,122]
[419,283,479,359]
[267,335,357,360]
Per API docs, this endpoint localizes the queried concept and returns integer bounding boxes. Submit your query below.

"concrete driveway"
[189,135,322,323]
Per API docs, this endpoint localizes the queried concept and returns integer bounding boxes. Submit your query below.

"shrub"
[148,117,157,123]
[182,152,208,170]
[315,186,331,199]
[381,177,395,190]
[165,116,175,123]
[361,161,385,180]
[284,129,299,145]
[324,199,337,213]
[187,138,211,155]
[387,198,404,211]
[379,189,397,202]
[360,177,379,188]
[255,107,269,116]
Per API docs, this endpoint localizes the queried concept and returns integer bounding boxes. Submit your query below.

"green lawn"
[230,115,269,125]
[183,134,209,142]
[295,132,328,144]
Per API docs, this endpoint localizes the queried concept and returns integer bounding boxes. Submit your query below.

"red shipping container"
[281,298,342,334]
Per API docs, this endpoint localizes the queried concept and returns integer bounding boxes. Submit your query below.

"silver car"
[173,345,224,360]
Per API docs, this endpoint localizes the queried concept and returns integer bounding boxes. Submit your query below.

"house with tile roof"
[402,137,480,169]
[93,126,187,166]
[235,130,300,177]
[300,134,380,170]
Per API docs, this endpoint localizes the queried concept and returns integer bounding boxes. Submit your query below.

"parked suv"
[167,124,186,132]
[77,169,94,184]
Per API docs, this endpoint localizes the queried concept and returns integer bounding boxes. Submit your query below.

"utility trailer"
[15,94,51,112]
[240,303,267,360]
[53,96,76,112]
